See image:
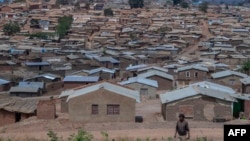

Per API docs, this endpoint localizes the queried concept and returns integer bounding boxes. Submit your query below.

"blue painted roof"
[63,75,100,82]
[94,56,120,63]
[0,79,10,85]
[25,62,50,66]
[119,77,158,88]
[18,82,45,89]
[211,70,248,79]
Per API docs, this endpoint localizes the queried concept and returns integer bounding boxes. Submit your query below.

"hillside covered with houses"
[0,0,250,140]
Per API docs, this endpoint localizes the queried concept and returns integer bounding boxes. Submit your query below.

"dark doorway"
[39,66,42,71]
[233,99,244,118]
[15,112,21,122]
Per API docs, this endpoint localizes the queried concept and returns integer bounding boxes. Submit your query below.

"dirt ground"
[1,99,249,141]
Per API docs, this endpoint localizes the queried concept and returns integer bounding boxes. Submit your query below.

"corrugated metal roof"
[0,97,37,114]
[0,79,10,85]
[73,67,116,75]
[24,73,60,81]
[240,77,250,85]
[126,64,148,71]
[137,70,174,80]
[160,85,237,104]
[25,62,50,66]
[177,65,209,72]
[190,81,235,94]
[119,77,158,88]
[61,82,140,103]
[18,82,45,89]
[94,56,120,63]
[160,86,198,104]
[211,70,248,79]
[137,66,169,73]
[63,75,99,82]
[9,87,39,93]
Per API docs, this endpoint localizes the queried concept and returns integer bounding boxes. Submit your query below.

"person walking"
[174,113,190,141]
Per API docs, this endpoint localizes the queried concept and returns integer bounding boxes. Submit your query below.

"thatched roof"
[0,95,38,114]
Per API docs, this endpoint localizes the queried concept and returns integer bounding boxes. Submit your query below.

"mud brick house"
[37,99,56,119]
[137,70,174,91]
[176,65,209,87]
[211,70,248,92]
[0,60,17,73]
[63,75,100,89]
[93,56,120,69]
[0,96,37,126]
[187,81,250,119]
[59,82,140,122]
[119,77,158,99]
[24,73,61,83]
[72,67,117,80]
[93,3,104,10]
[24,73,62,92]
[0,79,12,92]
[9,82,45,97]
[163,64,184,75]
[241,77,250,93]
[124,64,149,78]
[137,66,169,75]
[25,61,51,71]
[160,85,236,121]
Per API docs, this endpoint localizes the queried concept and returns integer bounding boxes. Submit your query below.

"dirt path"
[0,128,224,141]
[178,19,214,59]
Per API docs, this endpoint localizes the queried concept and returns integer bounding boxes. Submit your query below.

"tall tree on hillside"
[129,0,144,8]
[225,4,229,9]
[173,0,181,5]
[3,22,21,36]
[199,1,209,13]
[241,61,250,75]
[180,1,189,8]
[104,8,114,16]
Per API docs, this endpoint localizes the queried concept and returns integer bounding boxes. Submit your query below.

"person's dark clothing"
[176,120,190,136]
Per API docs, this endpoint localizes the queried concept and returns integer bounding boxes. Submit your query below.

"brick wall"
[46,82,63,92]
[242,84,250,93]
[37,100,56,119]
[177,69,208,82]
[63,82,88,90]
[244,100,250,119]
[163,96,232,121]
[0,109,15,126]
[68,88,136,122]
[148,75,173,90]
[212,75,243,92]
[61,97,69,113]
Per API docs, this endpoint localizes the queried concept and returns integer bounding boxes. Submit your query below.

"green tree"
[165,0,173,6]
[129,0,144,8]
[56,15,73,38]
[47,130,59,141]
[68,129,93,141]
[173,0,181,5]
[180,1,189,8]
[104,8,114,16]
[85,3,90,10]
[225,4,229,9]
[56,0,69,5]
[199,1,209,13]
[3,22,21,36]
[241,61,250,75]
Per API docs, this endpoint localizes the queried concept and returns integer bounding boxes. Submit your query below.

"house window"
[229,79,235,85]
[186,71,190,77]
[91,104,99,115]
[140,88,148,95]
[107,104,120,115]
[194,72,198,78]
